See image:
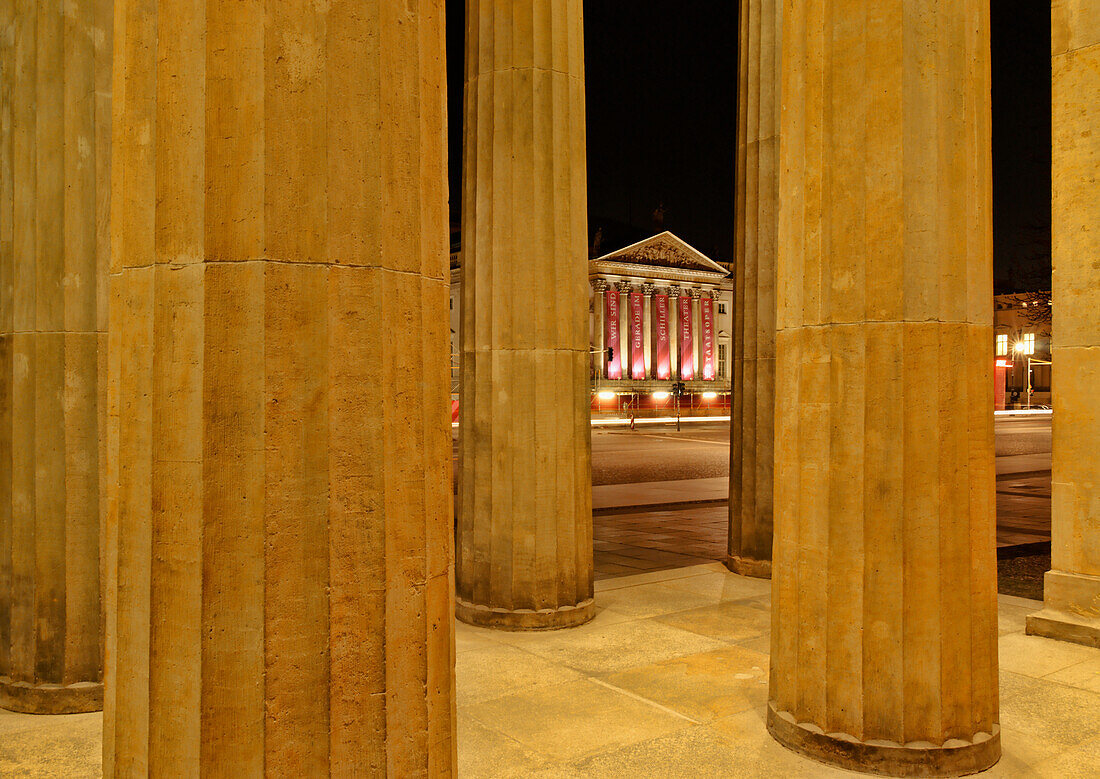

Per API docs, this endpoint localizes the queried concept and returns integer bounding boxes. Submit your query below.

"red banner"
[630,292,645,380]
[654,295,670,380]
[994,363,1007,410]
[606,290,622,379]
[701,297,715,380]
[679,294,695,380]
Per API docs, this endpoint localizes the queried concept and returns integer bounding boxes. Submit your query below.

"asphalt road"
[451,415,1051,487]
[589,415,1051,486]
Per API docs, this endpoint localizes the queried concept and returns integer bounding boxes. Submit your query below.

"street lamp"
[671,381,687,431]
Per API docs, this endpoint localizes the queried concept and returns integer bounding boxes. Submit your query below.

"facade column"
[616,282,632,381]
[643,284,655,378]
[0,0,111,714]
[769,1,999,775]
[457,0,593,630]
[728,0,779,579]
[690,289,702,380]
[1027,6,1100,647]
[593,280,607,380]
[106,1,455,773]
[669,287,681,379]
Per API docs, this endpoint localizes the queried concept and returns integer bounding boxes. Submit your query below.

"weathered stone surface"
[456,0,594,630]
[770,1,1000,775]
[1027,3,1100,649]
[105,1,455,774]
[0,0,111,715]
[729,0,780,580]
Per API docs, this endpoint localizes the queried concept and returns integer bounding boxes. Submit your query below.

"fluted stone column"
[593,280,607,380]
[690,289,702,378]
[1027,4,1100,648]
[769,1,999,775]
[643,284,655,377]
[616,281,632,379]
[669,286,681,378]
[105,1,455,773]
[728,0,779,579]
[0,0,110,715]
[457,0,593,631]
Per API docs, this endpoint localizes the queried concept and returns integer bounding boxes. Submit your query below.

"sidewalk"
[594,452,1051,514]
[997,452,1051,477]
[593,477,728,511]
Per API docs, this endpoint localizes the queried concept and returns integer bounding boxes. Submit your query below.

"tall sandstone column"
[105,0,455,774]
[728,0,779,579]
[457,0,593,630]
[769,1,1000,775]
[1027,3,1100,647]
[0,0,111,714]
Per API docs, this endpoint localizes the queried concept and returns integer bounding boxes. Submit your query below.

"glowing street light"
[597,390,616,401]
[652,391,670,400]
[702,391,718,400]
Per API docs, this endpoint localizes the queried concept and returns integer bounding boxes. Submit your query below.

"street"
[589,414,1051,486]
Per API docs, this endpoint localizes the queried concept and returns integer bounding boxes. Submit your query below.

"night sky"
[447,2,1051,292]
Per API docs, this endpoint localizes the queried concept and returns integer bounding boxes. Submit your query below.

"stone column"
[593,280,607,380]
[728,0,779,579]
[690,289,703,379]
[616,282,632,380]
[105,1,455,773]
[643,284,655,378]
[456,0,593,630]
[1027,5,1100,648]
[769,1,999,775]
[669,287,681,380]
[0,0,111,715]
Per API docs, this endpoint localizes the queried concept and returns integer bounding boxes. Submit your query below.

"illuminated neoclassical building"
[449,232,734,417]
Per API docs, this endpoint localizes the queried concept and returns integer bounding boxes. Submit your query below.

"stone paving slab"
[3,564,1097,778]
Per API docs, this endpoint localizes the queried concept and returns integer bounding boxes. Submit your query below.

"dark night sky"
[447,2,1051,292]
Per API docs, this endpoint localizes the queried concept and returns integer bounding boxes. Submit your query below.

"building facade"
[994,292,1052,408]
[449,232,734,418]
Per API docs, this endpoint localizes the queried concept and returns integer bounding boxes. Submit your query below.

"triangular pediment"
[594,231,728,275]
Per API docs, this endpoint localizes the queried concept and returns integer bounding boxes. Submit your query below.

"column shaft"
[618,283,631,382]
[105,1,455,773]
[1027,4,1100,647]
[0,0,110,715]
[692,291,702,381]
[456,0,593,630]
[669,289,680,379]
[769,1,1000,774]
[728,0,779,579]
[593,282,605,380]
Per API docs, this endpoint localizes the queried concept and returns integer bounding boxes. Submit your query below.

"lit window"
[718,344,727,378]
[1023,333,1035,355]
[995,334,1008,356]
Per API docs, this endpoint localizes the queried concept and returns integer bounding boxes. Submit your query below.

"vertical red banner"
[655,294,670,380]
[606,290,622,379]
[701,297,715,380]
[630,292,645,380]
[994,361,1007,410]
[679,294,695,380]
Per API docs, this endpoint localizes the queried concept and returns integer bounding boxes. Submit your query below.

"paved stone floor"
[4,564,1098,777]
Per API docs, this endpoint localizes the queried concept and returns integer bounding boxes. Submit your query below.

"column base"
[0,678,103,714]
[1026,569,1100,648]
[767,702,1000,777]
[456,596,595,631]
[725,554,772,579]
